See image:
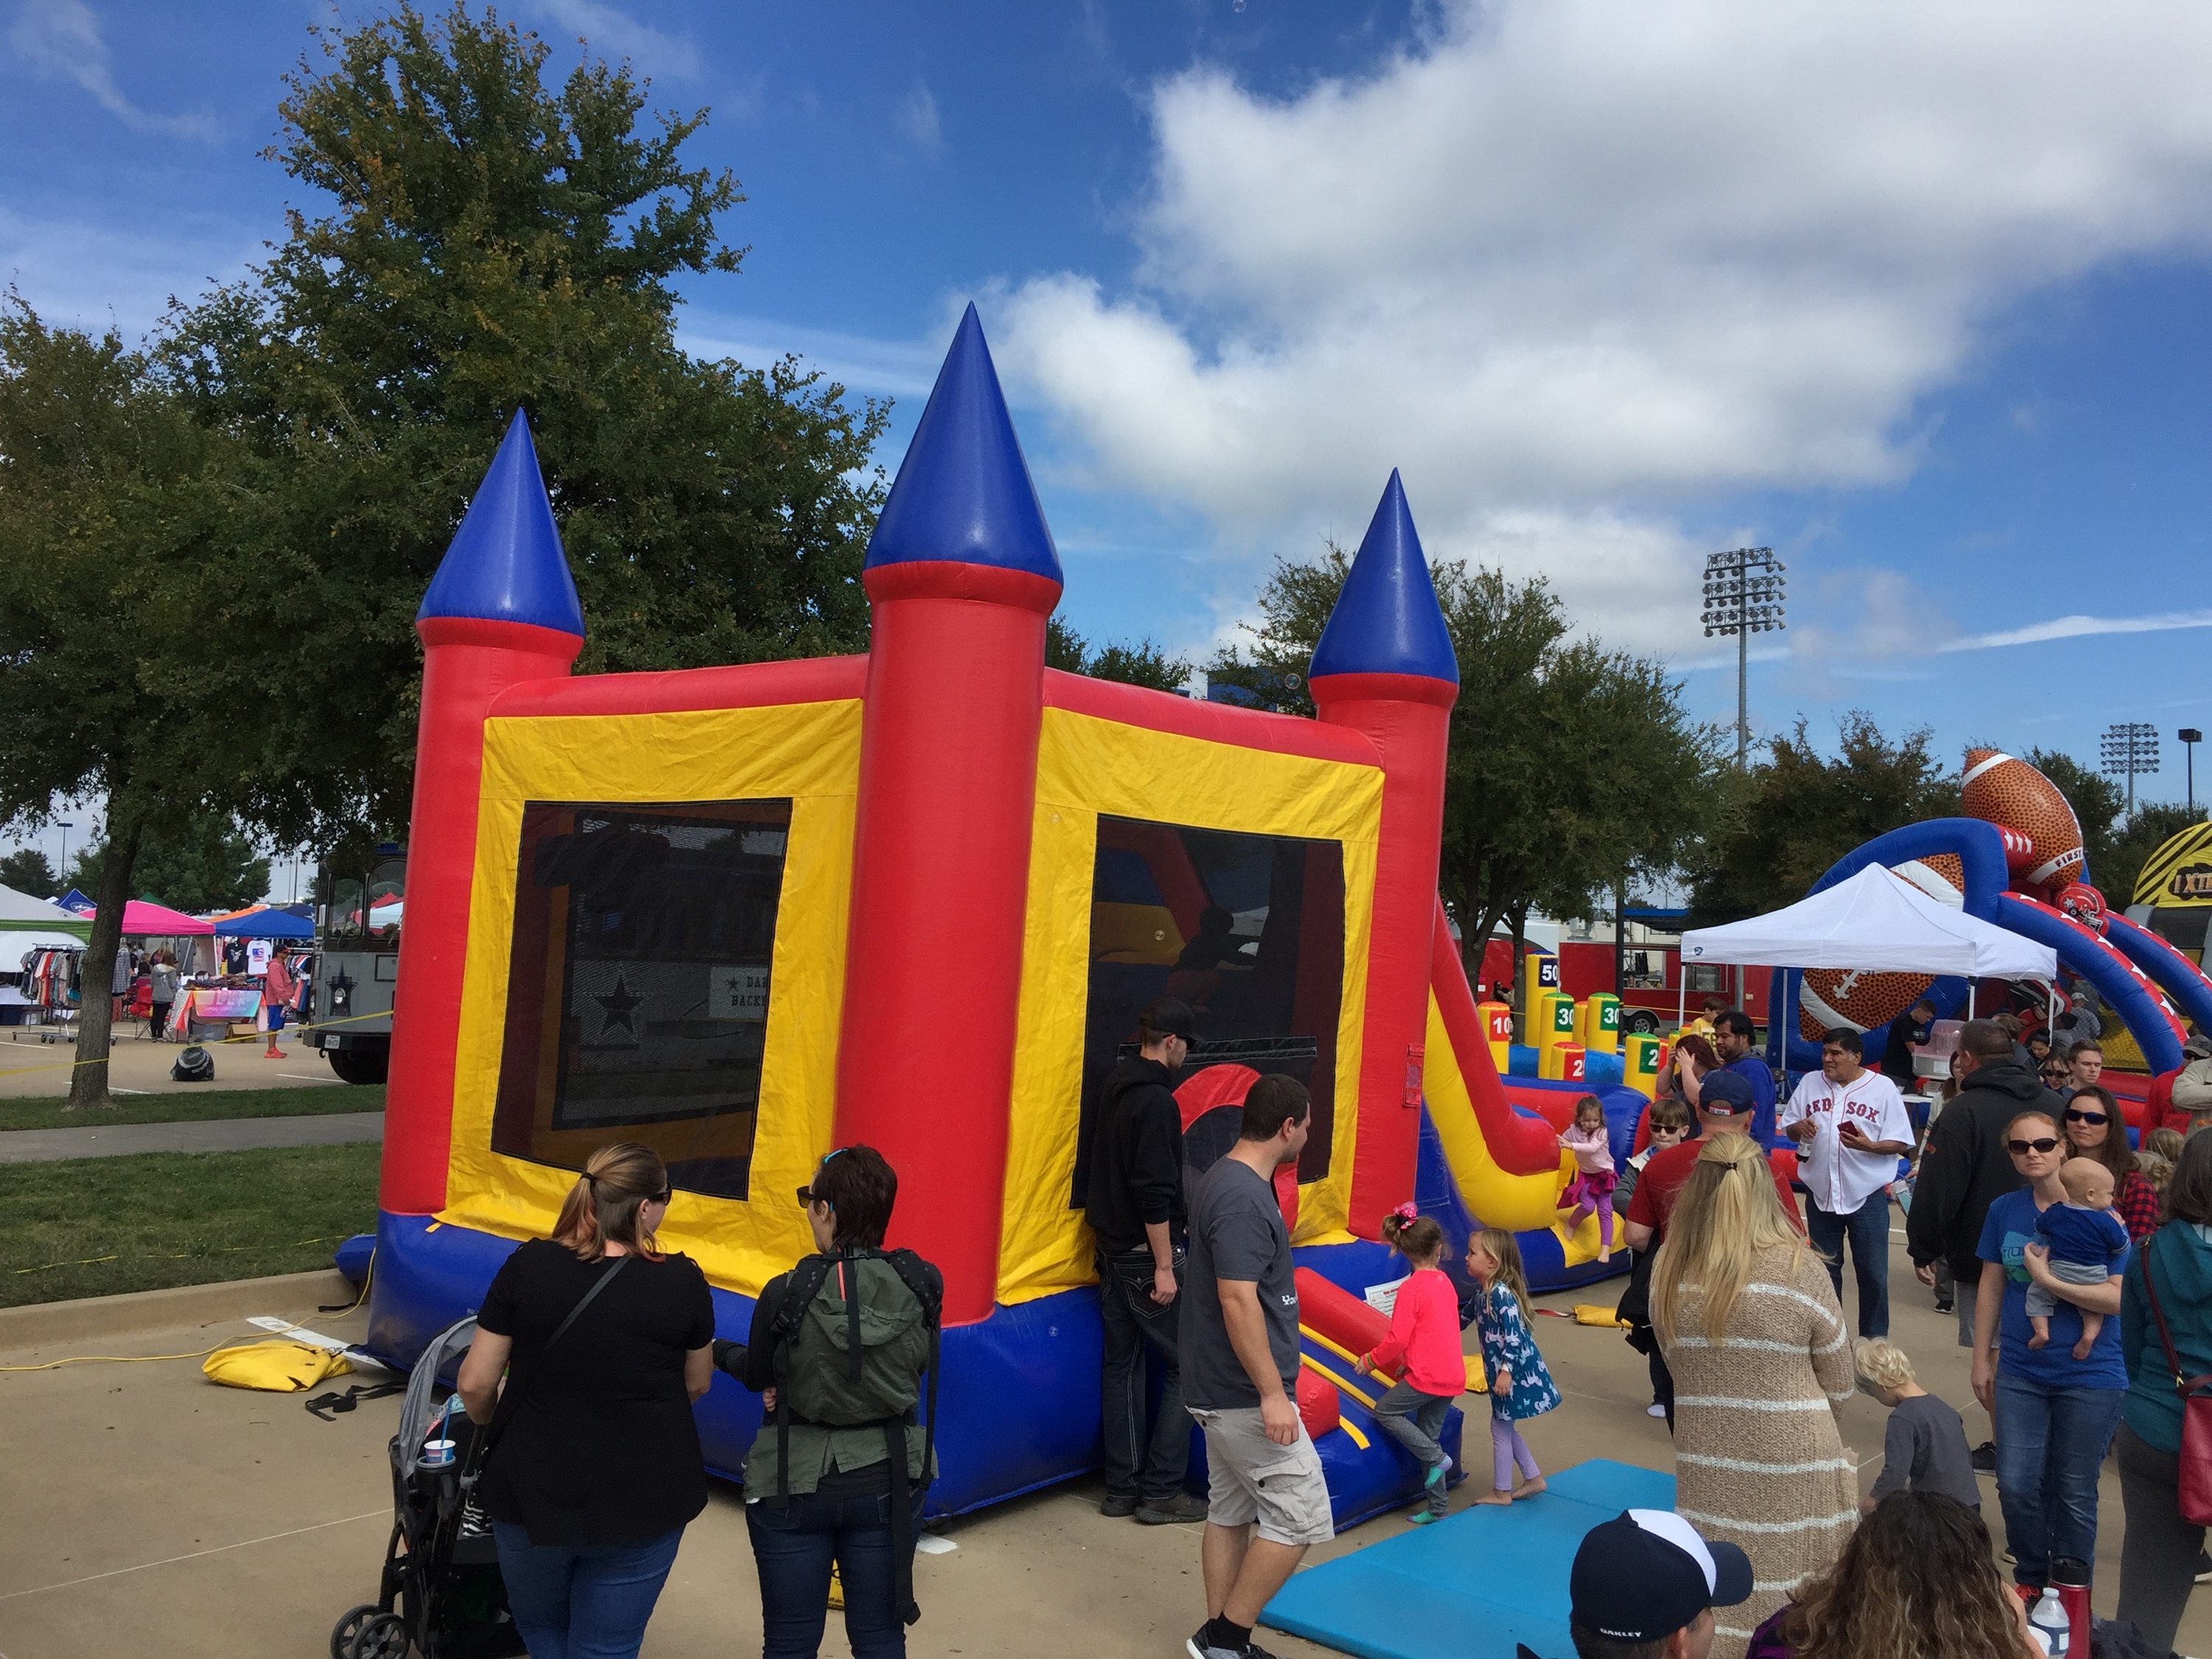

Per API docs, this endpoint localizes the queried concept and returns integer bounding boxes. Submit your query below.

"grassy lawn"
[0,1142,380,1308]
[0,1084,383,1133]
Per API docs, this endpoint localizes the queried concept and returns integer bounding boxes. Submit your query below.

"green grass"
[0,1142,380,1307]
[0,1083,383,1133]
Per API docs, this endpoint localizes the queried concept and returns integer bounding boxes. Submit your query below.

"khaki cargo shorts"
[1189,1405,1335,1546]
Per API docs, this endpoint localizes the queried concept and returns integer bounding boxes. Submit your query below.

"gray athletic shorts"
[1189,1405,1335,1546]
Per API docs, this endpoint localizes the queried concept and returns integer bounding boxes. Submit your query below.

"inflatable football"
[1798,855,1959,1039]
[1963,748,2084,891]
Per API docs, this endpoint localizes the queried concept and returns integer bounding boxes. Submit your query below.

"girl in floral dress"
[1466,1226,1562,1504]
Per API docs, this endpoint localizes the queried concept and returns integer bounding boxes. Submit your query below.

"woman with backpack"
[717,1144,942,1659]
[456,1142,716,1659]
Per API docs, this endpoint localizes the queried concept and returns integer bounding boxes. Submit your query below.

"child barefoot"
[1355,1207,1467,1524]
[1558,1096,1619,1264]
[1854,1339,1979,1514]
[2027,1158,2129,1360]
[1465,1227,1560,1505]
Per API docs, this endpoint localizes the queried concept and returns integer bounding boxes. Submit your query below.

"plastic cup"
[421,1439,456,1467]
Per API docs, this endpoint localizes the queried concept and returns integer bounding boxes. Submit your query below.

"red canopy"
[80,900,215,936]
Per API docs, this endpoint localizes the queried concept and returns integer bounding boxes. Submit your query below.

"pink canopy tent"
[79,900,216,936]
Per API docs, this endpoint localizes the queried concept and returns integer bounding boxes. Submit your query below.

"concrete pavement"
[0,1110,384,1163]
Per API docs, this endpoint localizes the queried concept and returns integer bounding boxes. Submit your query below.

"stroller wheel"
[347,1611,409,1659]
[330,1607,381,1659]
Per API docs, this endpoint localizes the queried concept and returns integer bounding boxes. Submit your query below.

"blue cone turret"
[865,304,1062,585]
[1310,470,1457,684]
[417,410,585,637]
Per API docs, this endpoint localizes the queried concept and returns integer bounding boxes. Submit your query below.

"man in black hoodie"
[1907,1018,2061,1465]
[1085,995,1208,1523]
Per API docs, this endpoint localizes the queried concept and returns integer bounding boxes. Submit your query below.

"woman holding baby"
[1969,1106,2131,1597]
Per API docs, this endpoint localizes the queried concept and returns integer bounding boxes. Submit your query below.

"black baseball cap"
[1696,1069,1756,1115]
[1139,997,1196,1042]
[1571,1509,1753,1643]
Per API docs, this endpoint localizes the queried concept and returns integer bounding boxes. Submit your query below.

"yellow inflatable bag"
[202,1339,354,1391]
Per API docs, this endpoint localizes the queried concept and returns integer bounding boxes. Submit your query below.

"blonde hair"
[1470,1227,1534,1326]
[552,1142,669,1264]
[1649,1133,1808,1344]
[1856,1338,1916,1394]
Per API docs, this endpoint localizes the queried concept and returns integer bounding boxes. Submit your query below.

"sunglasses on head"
[2008,1136,2062,1155]
[2065,1107,2108,1125]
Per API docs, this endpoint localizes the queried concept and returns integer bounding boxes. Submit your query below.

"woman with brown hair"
[457,1143,715,1659]
[2063,1083,2160,1240]
[1653,1133,1857,1658]
[1746,1490,2036,1658]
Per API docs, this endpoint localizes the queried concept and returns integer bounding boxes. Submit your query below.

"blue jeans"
[1096,1246,1189,1501]
[490,1521,684,1659]
[1992,1371,2125,1586]
[748,1486,925,1659]
[1804,1192,1891,1338]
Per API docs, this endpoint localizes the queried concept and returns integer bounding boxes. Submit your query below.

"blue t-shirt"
[1978,1188,2129,1388]
[1723,1055,1778,1144]
[2034,1203,2129,1273]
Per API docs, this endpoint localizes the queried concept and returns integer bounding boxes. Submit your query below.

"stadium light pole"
[2101,722,2161,819]
[2180,728,2202,817]
[1701,547,1787,767]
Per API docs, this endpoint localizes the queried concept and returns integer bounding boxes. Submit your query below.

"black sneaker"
[1135,1491,1208,1525]
[1935,1293,1954,1314]
[1099,1492,1140,1518]
[1187,1630,1240,1659]
[2195,1549,2212,1585]
[1972,1441,1997,1474]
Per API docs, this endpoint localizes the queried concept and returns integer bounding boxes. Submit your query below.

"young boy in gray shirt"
[1855,1339,1980,1513]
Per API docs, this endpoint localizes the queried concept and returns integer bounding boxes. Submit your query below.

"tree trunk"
[1508,898,1531,1046]
[66,809,145,1110]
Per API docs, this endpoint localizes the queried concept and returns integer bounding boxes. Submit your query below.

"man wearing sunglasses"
[1907,1019,2065,1467]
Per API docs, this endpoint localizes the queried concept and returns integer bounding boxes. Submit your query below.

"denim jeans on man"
[1096,1246,1189,1502]
[490,1520,683,1659]
[1992,1371,2126,1585]
[1804,1194,1891,1337]
[748,1486,927,1659]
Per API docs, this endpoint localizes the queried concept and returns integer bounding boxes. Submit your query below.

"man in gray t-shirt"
[1180,1075,1335,1659]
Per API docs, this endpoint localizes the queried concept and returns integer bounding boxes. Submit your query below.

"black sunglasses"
[796,1186,836,1209]
[2065,1108,2109,1126]
[2008,1136,2062,1155]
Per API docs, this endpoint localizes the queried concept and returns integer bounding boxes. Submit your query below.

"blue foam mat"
[1259,1458,1677,1659]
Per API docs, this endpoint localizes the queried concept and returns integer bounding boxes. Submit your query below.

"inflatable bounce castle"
[1771,753,2212,1096]
[364,306,1633,1525]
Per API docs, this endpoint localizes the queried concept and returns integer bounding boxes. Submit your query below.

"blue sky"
[7,0,2212,885]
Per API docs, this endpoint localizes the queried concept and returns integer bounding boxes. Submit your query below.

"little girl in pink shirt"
[1356,1206,1467,1523]
[1557,1095,1619,1263]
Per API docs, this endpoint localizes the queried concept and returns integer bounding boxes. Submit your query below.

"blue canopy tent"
[211,907,313,940]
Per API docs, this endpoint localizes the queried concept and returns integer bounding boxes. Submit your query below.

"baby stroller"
[330,1317,524,1659]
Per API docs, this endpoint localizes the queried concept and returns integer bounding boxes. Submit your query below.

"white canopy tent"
[1679,864,2057,980]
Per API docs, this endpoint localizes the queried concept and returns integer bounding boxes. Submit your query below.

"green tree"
[0,849,57,897]
[1684,714,1961,924]
[159,3,888,844]
[1214,545,1726,971]
[0,305,272,1105]
[68,815,272,914]
[1046,617,1191,692]
[2026,748,2126,882]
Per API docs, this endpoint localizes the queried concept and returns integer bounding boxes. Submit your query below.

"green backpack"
[765,1245,943,1625]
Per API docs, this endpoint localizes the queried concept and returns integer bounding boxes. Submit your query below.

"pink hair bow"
[1389,1201,1419,1223]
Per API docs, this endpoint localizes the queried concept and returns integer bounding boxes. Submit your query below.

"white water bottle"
[2025,1586,2069,1655]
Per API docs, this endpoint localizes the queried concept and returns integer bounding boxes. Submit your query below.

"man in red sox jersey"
[1781,1027,1916,1339]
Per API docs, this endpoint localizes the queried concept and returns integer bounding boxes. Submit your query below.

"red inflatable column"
[833,306,1064,1326]
[1307,472,1460,1237]
[383,414,584,1215]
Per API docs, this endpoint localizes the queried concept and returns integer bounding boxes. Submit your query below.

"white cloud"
[897,79,944,158]
[992,0,2212,650]
[535,0,700,80]
[0,205,258,335]
[1943,609,2212,653]
[9,0,220,140]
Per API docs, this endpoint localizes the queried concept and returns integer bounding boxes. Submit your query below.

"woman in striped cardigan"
[1653,1133,1858,1658]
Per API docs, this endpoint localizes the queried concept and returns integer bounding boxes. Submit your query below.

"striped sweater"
[1660,1242,1857,1659]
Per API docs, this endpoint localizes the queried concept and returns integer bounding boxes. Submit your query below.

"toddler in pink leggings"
[1466,1228,1561,1504]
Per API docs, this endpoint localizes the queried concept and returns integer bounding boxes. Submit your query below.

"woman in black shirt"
[458,1143,715,1659]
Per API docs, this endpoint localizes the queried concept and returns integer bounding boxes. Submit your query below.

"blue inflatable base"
[1260,1458,1678,1659]
[364,1211,1464,1524]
